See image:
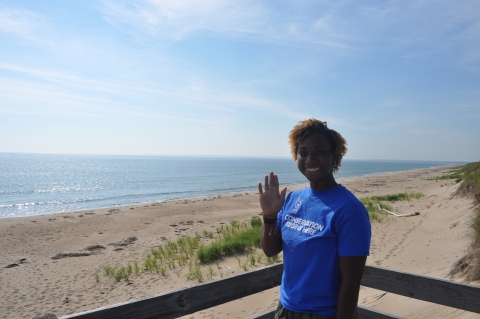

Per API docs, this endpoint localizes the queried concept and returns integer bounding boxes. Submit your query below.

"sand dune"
[1,166,478,319]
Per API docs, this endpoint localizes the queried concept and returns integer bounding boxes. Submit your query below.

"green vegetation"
[95,216,282,284]
[265,254,281,265]
[197,218,262,263]
[103,266,115,276]
[100,266,132,282]
[457,162,480,244]
[360,198,391,222]
[360,192,425,222]
[457,162,480,204]
[427,166,463,182]
[368,193,424,202]
[133,261,140,275]
[113,267,127,282]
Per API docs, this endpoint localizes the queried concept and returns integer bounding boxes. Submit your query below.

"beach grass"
[369,193,424,202]
[96,216,281,284]
[458,162,480,244]
[457,162,480,202]
[427,166,463,182]
[360,192,424,222]
[197,218,262,263]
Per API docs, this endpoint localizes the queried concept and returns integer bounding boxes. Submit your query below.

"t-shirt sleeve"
[335,200,371,256]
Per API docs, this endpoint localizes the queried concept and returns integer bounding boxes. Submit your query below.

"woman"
[259,119,371,319]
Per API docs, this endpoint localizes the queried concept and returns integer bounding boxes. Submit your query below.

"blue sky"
[0,0,479,161]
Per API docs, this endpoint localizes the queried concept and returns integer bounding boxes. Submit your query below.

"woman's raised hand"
[258,172,287,219]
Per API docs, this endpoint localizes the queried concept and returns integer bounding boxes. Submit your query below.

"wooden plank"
[55,263,480,319]
[61,264,283,319]
[246,307,275,319]
[245,306,405,319]
[362,265,480,314]
[358,306,406,319]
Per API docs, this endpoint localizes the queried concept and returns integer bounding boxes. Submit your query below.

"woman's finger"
[271,173,279,191]
[258,182,263,195]
[267,172,273,191]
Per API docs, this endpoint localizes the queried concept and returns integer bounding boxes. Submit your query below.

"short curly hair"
[288,118,347,173]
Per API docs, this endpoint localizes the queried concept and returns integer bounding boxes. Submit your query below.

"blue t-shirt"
[277,184,371,318]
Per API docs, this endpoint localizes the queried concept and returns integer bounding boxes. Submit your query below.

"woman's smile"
[296,133,337,191]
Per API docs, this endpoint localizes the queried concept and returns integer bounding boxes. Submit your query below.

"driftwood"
[377,203,420,217]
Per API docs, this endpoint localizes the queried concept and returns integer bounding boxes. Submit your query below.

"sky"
[0,0,479,162]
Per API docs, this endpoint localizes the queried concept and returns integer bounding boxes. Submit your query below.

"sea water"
[0,153,463,218]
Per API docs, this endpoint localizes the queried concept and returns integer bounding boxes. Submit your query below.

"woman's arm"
[261,222,282,256]
[336,256,367,319]
[258,172,286,256]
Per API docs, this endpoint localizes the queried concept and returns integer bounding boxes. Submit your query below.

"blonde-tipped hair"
[288,118,347,173]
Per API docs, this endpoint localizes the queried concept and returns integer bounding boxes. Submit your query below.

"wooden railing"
[36,264,480,319]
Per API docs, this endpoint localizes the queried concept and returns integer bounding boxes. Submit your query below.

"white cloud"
[100,0,267,40]
[99,0,480,65]
[0,7,41,35]
[0,63,310,124]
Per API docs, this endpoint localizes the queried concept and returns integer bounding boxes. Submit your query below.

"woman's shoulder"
[285,187,311,199]
[323,184,366,212]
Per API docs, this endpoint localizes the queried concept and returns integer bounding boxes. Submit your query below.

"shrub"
[196,218,262,263]
[197,243,222,263]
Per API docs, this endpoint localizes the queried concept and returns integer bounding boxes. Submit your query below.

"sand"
[1,166,479,319]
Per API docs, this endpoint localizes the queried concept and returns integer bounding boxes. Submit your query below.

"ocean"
[0,153,463,218]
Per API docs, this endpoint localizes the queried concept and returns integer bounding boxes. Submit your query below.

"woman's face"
[296,133,336,191]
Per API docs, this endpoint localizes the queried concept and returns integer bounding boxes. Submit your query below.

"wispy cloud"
[100,0,267,40]
[0,63,309,124]
[100,0,480,64]
[0,6,40,35]
[99,0,352,49]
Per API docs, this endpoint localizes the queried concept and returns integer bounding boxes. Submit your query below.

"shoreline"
[0,163,460,221]
[1,165,477,319]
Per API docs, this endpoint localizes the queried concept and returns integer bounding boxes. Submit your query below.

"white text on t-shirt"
[284,214,324,235]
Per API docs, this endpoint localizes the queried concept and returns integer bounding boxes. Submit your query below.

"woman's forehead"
[298,133,331,148]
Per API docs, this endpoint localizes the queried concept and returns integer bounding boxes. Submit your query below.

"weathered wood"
[376,203,419,217]
[245,306,406,319]
[362,265,480,314]
[358,306,406,319]
[246,307,275,319]
[33,315,59,319]
[61,264,283,319]
[52,264,480,319]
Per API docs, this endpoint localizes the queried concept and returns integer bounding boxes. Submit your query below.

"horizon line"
[0,152,470,163]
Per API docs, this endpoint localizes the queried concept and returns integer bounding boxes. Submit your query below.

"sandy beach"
[1,166,479,319]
